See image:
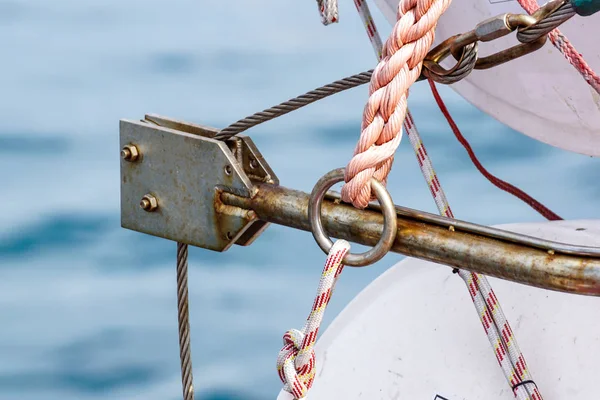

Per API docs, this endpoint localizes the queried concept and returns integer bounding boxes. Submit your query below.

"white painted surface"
[278,220,600,399]
[373,0,600,156]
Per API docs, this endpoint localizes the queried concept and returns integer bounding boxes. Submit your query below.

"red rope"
[427,79,562,221]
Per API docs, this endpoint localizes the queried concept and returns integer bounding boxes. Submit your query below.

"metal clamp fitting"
[308,168,397,267]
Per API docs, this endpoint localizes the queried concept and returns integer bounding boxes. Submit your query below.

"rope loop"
[276,239,350,399]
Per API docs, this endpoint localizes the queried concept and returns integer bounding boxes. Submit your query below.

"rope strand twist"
[340,0,452,209]
[317,0,339,24]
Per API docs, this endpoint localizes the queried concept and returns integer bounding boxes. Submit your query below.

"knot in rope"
[340,0,452,209]
[276,328,316,399]
[316,0,339,25]
[276,240,350,399]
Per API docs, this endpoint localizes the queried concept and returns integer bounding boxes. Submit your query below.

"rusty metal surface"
[227,135,278,246]
[120,114,600,295]
[140,115,279,247]
[120,119,276,251]
[340,192,600,257]
[308,168,397,266]
[221,184,600,296]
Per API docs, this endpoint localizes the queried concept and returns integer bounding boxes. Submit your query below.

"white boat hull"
[373,0,600,157]
[278,220,600,399]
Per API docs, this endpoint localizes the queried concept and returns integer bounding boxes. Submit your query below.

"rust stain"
[214,189,258,248]
[220,183,600,296]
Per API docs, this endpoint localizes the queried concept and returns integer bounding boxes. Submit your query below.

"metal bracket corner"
[119,115,278,252]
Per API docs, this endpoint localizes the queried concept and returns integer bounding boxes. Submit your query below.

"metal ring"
[308,168,398,267]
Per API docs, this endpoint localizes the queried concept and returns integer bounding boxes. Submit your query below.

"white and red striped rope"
[353,3,542,398]
[277,240,350,399]
[354,4,542,398]
[353,0,384,60]
[316,0,339,25]
[311,1,543,398]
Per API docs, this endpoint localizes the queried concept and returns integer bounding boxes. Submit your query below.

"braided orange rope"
[341,0,452,209]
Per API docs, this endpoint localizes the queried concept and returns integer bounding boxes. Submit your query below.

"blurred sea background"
[1,1,598,399]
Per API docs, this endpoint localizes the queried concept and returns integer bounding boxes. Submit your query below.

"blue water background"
[0,1,598,399]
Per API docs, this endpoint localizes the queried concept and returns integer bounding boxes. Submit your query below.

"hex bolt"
[140,194,158,212]
[121,144,140,162]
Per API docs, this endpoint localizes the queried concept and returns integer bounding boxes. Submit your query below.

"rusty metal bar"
[220,183,600,297]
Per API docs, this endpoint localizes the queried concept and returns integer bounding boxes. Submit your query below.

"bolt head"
[121,144,140,162]
[140,194,158,212]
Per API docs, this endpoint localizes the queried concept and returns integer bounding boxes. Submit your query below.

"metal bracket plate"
[119,115,278,251]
